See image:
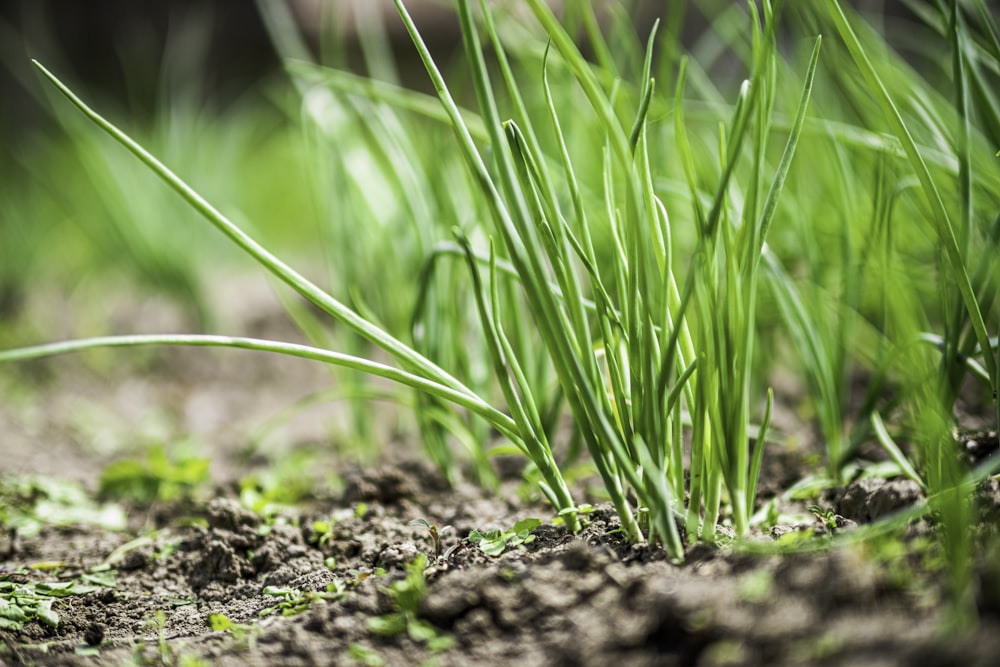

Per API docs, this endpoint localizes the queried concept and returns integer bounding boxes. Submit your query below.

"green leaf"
[367,613,406,637]
[427,633,456,652]
[348,644,385,667]
[36,581,96,597]
[468,529,508,556]
[0,616,24,631]
[486,445,524,458]
[35,600,59,627]
[0,599,28,623]
[512,518,542,534]
[208,612,235,632]
[406,618,438,643]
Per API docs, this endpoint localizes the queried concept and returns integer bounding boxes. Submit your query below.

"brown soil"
[2,281,1000,667]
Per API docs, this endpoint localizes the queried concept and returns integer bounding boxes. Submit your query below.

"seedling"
[260,581,345,618]
[309,506,376,548]
[467,518,541,557]
[348,643,385,667]
[0,476,126,538]
[807,505,840,533]
[367,554,453,651]
[408,518,452,560]
[0,567,117,631]
[207,612,258,651]
[98,444,210,504]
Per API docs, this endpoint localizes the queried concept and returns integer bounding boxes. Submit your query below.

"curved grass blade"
[870,411,926,490]
[0,334,519,442]
[823,1,996,397]
[30,60,477,402]
[286,60,488,142]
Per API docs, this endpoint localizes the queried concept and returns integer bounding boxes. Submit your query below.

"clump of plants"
[1,0,997,624]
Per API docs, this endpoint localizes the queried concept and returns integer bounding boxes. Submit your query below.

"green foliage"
[0,0,997,598]
[0,568,116,631]
[806,505,840,533]
[408,518,451,560]
[260,582,345,618]
[98,444,210,503]
[368,554,454,651]
[468,518,541,557]
[207,612,240,632]
[0,476,126,537]
[348,643,386,667]
[237,446,341,516]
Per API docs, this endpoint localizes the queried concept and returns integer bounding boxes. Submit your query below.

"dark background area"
[0,2,278,135]
[0,0,976,160]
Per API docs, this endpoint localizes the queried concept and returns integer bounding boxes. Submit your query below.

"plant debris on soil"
[1,462,1000,667]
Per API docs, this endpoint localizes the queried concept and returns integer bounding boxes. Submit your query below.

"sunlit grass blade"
[870,411,926,490]
[824,0,996,402]
[455,231,578,527]
[0,334,518,441]
[285,60,488,141]
[30,60,476,402]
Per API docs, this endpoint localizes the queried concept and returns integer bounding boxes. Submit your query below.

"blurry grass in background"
[0,4,312,338]
[0,0,998,617]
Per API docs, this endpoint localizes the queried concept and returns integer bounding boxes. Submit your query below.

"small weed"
[99,444,210,504]
[0,475,126,539]
[260,581,345,618]
[368,554,454,652]
[348,643,385,667]
[308,506,371,548]
[207,612,258,651]
[468,518,541,557]
[408,518,452,560]
[0,567,117,631]
[807,505,840,533]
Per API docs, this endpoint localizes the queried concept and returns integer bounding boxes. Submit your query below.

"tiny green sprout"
[208,612,239,632]
[207,612,256,647]
[408,518,452,560]
[367,554,453,651]
[348,643,386,667]
[310,519,335,548]
[762,499,780,530]
[468,518,541,557]
[807,505,839,532]
[260,582,345,617]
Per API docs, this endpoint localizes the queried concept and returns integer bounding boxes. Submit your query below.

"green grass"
[0,0,997,619]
